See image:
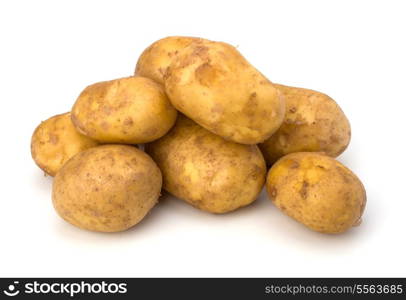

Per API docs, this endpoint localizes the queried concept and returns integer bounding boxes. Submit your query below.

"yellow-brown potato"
[259,84,351,165]
[165,39,285,145]
[52,145,162,232]
[266,152,366,234]
[135,36,202,84]
[146,115,266,213]
[31,112,99,176]
[71,76,177,144]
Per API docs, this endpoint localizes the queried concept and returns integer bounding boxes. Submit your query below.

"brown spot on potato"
[193,135,205,146]
[195,63,218,87]
[101,121,110,130]
[290,161,300,169]
[210,103,224,114]
[269,186,278,199]
[330,134,340,143]
[49,133,59,145]
[299,181,309,200]
[103,106,113,115]
[158,67,165,75]
[192,45,209,59]
[250,164,264,180]
[142,127,158,137]
[123,117,134,127]
[242,92,260,118]
[132,172,146,181]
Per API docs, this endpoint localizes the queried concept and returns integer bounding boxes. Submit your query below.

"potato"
[266,152,366,234]
[71,76,177,144]
[146,115,266,213]
[52,145,162,232]
[135,36,202,84]
[31,112,99,176]
[165,39,285,144]
[259,84,351,165]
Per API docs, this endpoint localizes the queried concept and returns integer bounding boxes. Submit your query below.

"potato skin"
[165,40,285,145]
[71,76,177,144]
[31,112,99,176]
[135,36,201,84]
[52,145,162,232]
[259,84,351,165]
[266,152,366,234]
[146,115,266,213]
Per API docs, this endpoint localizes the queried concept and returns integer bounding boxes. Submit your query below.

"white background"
[0,0,405,277]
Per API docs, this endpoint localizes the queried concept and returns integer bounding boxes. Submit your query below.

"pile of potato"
[31,36,366,234]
